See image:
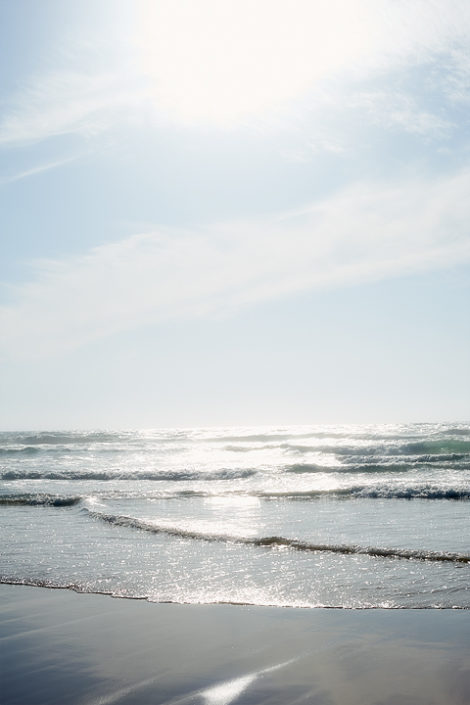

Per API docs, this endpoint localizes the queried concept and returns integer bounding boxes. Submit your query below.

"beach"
[1,584,469,705]
[2,426,470,703]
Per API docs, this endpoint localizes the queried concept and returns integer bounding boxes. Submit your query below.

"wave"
[343,486,470,500]
[208,432,319,443]
[2,574,468,610]
[256,486,470,500]
[223,444,279,453]
[285,463,414,474]
[208,429,450,444]
[84,507,470,564]
[0,446,43,456]
[11,432,121,445]
[0,576,116,596]
[398,440,470,454]
[1,577,468,609]
[161,486,470,501]
[441,428,470,437]
[0,494,82,507]
[0,468,256,481]
[347,454,467,464]
[2,482,467,506]
[281,442,470,457]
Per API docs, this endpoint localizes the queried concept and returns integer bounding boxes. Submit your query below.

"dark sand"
[1,585,469,705]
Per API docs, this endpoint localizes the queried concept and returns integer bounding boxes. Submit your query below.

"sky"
[1,0,469,429]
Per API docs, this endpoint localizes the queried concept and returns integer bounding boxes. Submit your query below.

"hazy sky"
[1,0,469,429]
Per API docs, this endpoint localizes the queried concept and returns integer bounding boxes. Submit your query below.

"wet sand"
[1,584,469,705]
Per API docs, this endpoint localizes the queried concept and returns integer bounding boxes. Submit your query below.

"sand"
[1,584,469,705]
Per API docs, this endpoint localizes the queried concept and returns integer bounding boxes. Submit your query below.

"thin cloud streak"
[1,156,80,185]
[0,69,147,147]
[2,169,470,359]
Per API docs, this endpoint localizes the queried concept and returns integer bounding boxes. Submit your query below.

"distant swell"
[85,508,470,564]
[14,432,119,445]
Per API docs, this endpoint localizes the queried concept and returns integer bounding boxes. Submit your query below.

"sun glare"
[137,0,376,127]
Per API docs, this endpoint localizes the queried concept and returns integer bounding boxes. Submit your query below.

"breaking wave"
[0,468,256,481]
[84,507,470,564]
[2,481,469,505]
[170,486,470,501]
[255,486,470,500]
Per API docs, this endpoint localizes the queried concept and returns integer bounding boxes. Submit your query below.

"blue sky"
[1,0,469,429]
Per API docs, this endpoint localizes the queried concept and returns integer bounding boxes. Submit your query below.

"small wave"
[280,443,392,456]
[0,494,82,507]
[223,444,278,453]
[142,486,470,501]
[283,463,331,474]
[284,463,414,474]
[341,454,467,465]
[207,432,317,443]
[1,577,467,609]
[347,486,470,500]
[0,576,119,597]
[58,486,469,502]
[208,430,427,443]
[410,454,468,463]
[0,446,41,456]
[440,428,470,437]
[84,508,470,564]
[257,486,470,500]
[280,441,470,458]
[0,468,256,481]
[398,440,470,455]
[16,432,120,445]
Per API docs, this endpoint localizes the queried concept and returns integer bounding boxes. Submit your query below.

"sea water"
[1,423,469,608]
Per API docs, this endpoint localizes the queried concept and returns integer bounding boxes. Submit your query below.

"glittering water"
[1,424,469,607]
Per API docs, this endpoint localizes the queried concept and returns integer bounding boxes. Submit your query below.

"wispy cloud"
[349,89,455,138]
[0,155,80,185]
[2,168,470,358]
[0,69,146,147]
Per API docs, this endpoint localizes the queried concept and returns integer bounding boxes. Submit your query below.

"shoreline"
[2,578,469,609]
[2,584,470,705]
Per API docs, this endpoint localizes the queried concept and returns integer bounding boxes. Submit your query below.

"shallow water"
[1,423,469,607]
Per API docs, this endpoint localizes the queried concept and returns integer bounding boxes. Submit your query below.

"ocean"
[1,423,469,609]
